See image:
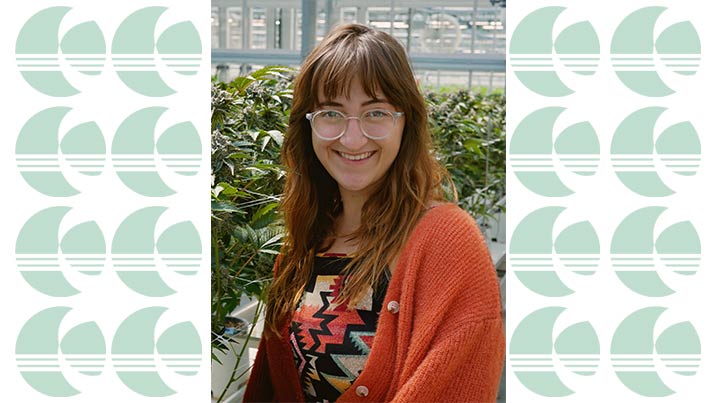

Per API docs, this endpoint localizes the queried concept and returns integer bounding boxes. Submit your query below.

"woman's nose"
[339,117,368,150]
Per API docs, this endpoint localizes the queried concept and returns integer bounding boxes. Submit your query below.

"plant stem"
[228,248,259,285]
[213,229,224,334]
[216,299,264,402]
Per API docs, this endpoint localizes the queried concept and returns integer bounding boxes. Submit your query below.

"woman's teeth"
[339,151,373,161]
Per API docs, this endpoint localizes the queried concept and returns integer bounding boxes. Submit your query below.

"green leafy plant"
[211,66,293,401]
[426,89,506,220]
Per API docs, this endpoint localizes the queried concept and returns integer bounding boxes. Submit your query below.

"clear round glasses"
[305,109,404,140]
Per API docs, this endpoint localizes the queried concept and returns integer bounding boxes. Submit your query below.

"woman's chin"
[337,178,375,196]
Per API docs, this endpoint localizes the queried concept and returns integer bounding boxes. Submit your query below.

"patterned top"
[289,254,391,403]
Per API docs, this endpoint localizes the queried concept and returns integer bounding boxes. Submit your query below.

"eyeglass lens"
[312,110,394,139]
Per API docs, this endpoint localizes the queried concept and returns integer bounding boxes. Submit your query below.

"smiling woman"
[309,78,404,202]
[243,23,504,403]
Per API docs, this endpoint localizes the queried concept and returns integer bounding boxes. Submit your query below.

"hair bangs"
[310,38,384,104]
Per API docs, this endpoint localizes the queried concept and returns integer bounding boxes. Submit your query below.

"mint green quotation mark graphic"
[112,307,202,396]
[510,107,599,196]
[112,107,202,197]
[15,107,201,197]
[510,7,600,97]
[16,107,105,197]
[611,107,700,197]
[510,307,600,397]
[16,307,201,397]
[511,207,599,297]
[15,207,102,297]
[611,207,700,297]
[611,7,701,97]
[113,7,201,96]
[15,207,202,297]
[112,207,202,297]
[15,7,201,97]
[611,307,700,397]
[16,307,105,397]
[15,7,104,96]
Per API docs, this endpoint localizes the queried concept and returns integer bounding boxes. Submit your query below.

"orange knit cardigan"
[243,204,505,402]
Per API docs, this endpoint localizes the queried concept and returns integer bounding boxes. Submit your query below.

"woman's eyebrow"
[317,98,388,108]
[362,98,388,106]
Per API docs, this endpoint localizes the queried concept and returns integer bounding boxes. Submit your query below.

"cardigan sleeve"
[389,318,504,403]
[242,334,274,402]
[391,205,505,402]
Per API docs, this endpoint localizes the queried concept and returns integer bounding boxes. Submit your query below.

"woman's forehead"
[316,76,384,103]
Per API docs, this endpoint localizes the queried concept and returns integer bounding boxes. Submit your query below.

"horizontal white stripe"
[611,354,699,359]
[511,66,559,72]
[16,254,201,259]
[510,166,559,172]
[15,159,60,164]
[512,267,598,272]
[612,254,700,259]
[112,354,201,359]
[509,161,554,167]
[111,53,202,59]
[114,67,200,72]
[510,367,560,373]
[511,354,599,359]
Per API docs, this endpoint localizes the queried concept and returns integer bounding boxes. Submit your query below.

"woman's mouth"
[336,151,376,161]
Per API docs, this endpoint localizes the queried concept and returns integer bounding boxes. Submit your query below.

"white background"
[507,0,715,402]
[0,1,210,401]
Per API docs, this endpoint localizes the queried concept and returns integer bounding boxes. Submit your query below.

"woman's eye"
[323,111,341,118]
[366,110,389,119]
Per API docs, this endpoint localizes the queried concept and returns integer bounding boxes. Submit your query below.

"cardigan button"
[355,385,369,397]
[387,300,400,314]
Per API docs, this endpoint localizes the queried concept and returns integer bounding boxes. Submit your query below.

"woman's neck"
[320,190,365,255]
[337,189,367,235]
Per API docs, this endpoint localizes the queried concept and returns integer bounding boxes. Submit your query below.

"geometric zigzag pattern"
[289,255,389,402]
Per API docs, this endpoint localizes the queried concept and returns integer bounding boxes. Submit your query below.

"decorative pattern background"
[507,1,714,401]
[1,2,209,401]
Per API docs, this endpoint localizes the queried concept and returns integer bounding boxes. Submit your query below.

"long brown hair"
[265,23,454,336]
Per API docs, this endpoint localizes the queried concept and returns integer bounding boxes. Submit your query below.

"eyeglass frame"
[305,109,405,140]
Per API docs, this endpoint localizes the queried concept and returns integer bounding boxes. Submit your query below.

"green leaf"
[463,139,484,156]
[223,159,235,176]
[216,182,239,196]
[231,75,256,93]
[260,135,271,152]
[232,225,255,243]
[251,202,278,229]
[260,232,283,249]
[266,130,284,146]
[211,201,242,213]
[258,248,280,255]
[250,65,294,81]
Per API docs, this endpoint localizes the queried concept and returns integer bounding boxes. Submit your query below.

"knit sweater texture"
[243,203,505,402]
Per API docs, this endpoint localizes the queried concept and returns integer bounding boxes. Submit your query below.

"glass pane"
[211,7,219,48]
[227,7,242,49]
[251,8,267,49]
